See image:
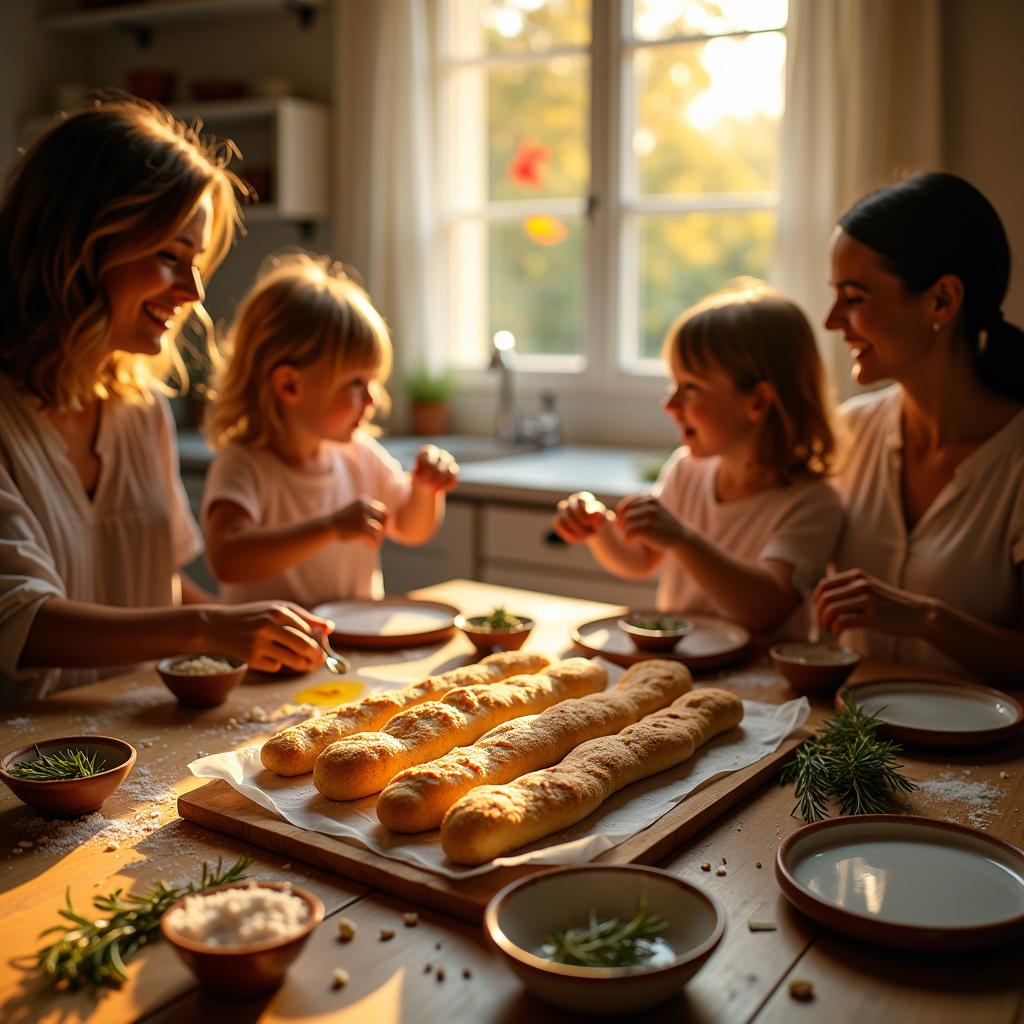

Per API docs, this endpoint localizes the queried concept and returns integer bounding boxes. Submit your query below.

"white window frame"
[436,1,787,409]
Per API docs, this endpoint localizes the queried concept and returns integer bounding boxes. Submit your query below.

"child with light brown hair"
[203,253,458,606]
[553,279,842,636]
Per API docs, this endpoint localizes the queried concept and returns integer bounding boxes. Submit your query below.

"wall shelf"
[42,0,323,40]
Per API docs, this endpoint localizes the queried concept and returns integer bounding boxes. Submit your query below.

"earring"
[931,322,941,332]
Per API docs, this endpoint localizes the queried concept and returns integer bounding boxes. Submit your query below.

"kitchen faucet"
[488,332,561,448]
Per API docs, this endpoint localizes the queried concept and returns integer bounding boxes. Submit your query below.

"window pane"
[631,0,787,41]
[490,216,584,357]
[447,0,591,58]
[445,62,589,205]
[631,33,785,195]
[636,209,775,359]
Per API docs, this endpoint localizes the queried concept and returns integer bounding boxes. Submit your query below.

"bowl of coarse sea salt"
[161,880,324,995]
[156,654,248,707]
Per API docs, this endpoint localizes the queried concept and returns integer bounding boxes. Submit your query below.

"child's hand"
[330,498,388,548]
[614,494,683,550]
[552,491,611,543]
[411,445,460,493]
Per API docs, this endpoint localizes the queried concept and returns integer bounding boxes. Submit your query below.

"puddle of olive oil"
[539,936,676,968]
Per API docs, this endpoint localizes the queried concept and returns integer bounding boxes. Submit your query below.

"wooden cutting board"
[177,725,809,923]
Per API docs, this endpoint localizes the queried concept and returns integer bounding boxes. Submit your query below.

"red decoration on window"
[506,138,551,188]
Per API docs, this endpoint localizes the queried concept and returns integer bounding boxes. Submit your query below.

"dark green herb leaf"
[780,700,917,822]
[35,855,252,989]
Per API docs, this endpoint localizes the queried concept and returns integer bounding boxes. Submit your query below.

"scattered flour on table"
[915,769,1004,829]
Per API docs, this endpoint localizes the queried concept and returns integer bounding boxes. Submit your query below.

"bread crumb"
[337,918,357,942]
[789,979,814,1001]
[379,928,395,941]
[104,842,119,852]
[332,967,349,989]
[462,967,472,979]
[755,861,762,869]
[403,912,419,927]
[1000,771,1011,779]
[700,862,711,871]
[715,866,727,876]
[281,862,292,870]
[747,919,777,932]
[721,856,727,865]
[436,967,445,982]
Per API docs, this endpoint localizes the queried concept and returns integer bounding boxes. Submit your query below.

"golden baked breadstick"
[377,659,692,833]
[312,657,607,801]
[440,687,743,865]
[260,650,550,776]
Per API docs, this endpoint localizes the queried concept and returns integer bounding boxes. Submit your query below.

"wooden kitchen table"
[2,579,1022,1024]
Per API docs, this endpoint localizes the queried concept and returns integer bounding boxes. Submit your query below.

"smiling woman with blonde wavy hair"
[0,97,329,706]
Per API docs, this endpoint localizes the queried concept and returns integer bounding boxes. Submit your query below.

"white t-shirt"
[832,386,1024,672]
[652,449,844,638]
[0,378,202,705]
[201,432,411,607]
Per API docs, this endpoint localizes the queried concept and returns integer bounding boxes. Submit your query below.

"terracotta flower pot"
[410,400,451,436]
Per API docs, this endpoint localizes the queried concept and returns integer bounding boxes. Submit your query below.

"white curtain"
[772,0,943,397]
[332,0,441,421]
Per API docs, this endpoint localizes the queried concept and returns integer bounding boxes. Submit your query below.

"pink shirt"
[202,431,410,607]
[653,449,843,638]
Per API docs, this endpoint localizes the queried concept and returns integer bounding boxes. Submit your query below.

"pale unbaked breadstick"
[312,658,607,801]
[440,687,743,865]
[377,659,692,833]
[260,650,550,776]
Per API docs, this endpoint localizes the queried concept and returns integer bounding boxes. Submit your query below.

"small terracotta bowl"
[769,641,861,696]
[455,613,535,654]
[161,880,325,996]
[485,865,724,1016]
[0,735,136,818]
[618,612,695,653]
[156,655,248,708]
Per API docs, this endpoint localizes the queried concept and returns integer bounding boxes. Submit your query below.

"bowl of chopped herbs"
[0,735,136,818]
[484,864,724,1015]
[455,606,535,654]
[618,611,695,653]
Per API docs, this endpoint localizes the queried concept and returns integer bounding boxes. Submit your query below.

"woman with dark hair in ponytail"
[814,172,1024,683]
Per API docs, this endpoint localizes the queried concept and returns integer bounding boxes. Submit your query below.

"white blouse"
[832,386,1024,673]
[0,378,202,705]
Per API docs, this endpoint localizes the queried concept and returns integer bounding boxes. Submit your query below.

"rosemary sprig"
[544,899,668,968]
[780,700,917,822]
[36,855,252,989]
[9,745,106,781]
[478,606,524,630]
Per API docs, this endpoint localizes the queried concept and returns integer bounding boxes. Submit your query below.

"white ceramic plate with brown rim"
[776,815,1024,951]
[572,613,751,671]
[312,597,459,650]
[835,677,1024,749]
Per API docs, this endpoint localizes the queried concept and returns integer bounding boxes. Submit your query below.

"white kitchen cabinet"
[478,504,657,608]
[381,501,476,596]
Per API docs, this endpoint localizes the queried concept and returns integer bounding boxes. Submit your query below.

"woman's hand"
[814,569,934,637]
[330,498,388,547]
[198,601,333,674]
[614,495,685,551]
[411,445,460,493]
[552,491,611,543]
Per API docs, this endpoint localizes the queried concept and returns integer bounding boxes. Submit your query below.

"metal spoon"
[314,633,350,675]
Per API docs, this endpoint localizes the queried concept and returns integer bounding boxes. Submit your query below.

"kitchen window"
[438,0,788,380]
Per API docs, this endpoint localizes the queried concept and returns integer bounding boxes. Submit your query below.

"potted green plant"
[405,366,455,436]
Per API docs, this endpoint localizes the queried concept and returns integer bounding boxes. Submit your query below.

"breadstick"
[260,650,550,776]
[440,687,743,865]
[377,659,692,833]
[312,657,607,801]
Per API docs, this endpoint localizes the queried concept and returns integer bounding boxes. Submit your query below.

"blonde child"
[553,279,842,636]
[202,253,459,607]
